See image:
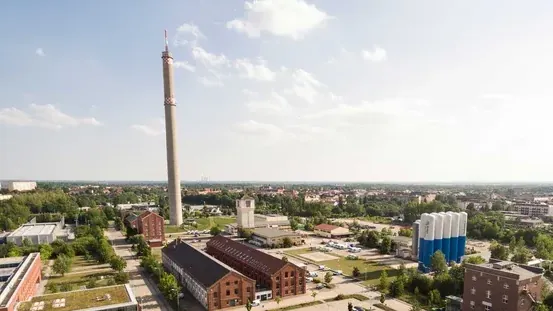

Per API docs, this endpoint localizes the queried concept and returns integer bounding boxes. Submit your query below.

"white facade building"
[514,203,553,217]
[236,196,255,229]
[3,181,37,192]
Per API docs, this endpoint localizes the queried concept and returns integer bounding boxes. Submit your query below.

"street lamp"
[172,289,180,311]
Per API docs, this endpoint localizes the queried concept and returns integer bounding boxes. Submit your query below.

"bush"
[60,283,74,292]
[335,294,346,301]
[87,278,97,289]
[313,278,321,284]
[114,272,129,284]
[107,278,116,286]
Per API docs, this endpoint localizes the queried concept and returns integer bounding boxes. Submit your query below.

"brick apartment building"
[206,235,306,300]
[462,260,543,311]
[162,239,255,310]
[136,211,165,247]
[0,253,42,311]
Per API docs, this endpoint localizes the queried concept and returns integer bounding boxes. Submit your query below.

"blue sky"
[2,0,553,182]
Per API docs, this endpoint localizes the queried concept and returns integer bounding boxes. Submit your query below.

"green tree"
[534,303,549,311]
[282,256,288,262]
[159,272,181,302]
[210,226,222,236]
[511,247,532,264]
[535,234,553,260]
[389,278,405,297]
[429,289,441,307]
[463,256,486,264]
[53,254,73,276]
[380,293,386,304]
[410,302,422,311]
[109,256,127,272]
[245,299,252,311]
[509,236,518,253]
[352,266,361,278]
[324,272,333,284]
[311,291,318,301]
[379,236,392,254]
[348,302,353,311]
[431,250,447,274]
[379,270,389,291]
[282,237,293,248]
[39,244,53,261]
[489,242,509,260]
[275,296,282,306]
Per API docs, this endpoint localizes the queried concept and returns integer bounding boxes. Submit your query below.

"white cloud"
[362,46,387,62]
[198,76,224,87]
[131,118,165,136]
[227,0,331,40]
[173,61,196,72]
[480,93,513,100]
[192,46,229,67]
[0,104,101,129]
[284,69,324,104]
[234,58,276,81]
[177,23,205,39]
[245,91,290,114]
[234,120,289,140]
[35,48,45,57]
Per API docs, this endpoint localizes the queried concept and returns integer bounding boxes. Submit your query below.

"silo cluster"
[416,212,467,272]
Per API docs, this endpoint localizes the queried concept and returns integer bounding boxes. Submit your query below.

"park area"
[285,249,399,286]
[165,216,236,233]
[18,285,131,311]
[45,255,118,294]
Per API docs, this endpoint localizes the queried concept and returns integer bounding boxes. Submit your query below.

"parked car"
[353,306,365,311]
[309,271,318,277]
[316,284,325,289]
[252,299,261,306]
[333,270,343,275]
[306,277,314,282]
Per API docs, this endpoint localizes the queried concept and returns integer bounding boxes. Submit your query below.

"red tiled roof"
[314,224,341,232]
[206,235,287,275]
[139,211,162,220]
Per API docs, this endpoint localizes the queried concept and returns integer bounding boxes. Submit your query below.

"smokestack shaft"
[162,38,183,226]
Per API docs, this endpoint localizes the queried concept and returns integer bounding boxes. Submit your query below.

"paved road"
[105,228,173,311]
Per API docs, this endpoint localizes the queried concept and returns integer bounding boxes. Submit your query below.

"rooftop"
[253,228,299,239]
[162,239,245,288]
[16,284,136,311]
[9,224,56,237]
[207,235,289,275]
[466,260,543,280]
[314,224,341,232]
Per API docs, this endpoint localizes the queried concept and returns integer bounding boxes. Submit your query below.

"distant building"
[0,253,42,311]
[412,220,420,259]
[206,235,306,300]
[162,239,255,310]
[313,224,351,238]
[236,196,255,229]
[136,211,165,247]
[250,228,302,247]
[461,260,543,311]
[513,203,553,217]
[0,195,12,201]
[6,218,69,245]
[2,181,37,192]
[225,213,290,235]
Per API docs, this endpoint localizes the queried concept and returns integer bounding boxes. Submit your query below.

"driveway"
[105,228,173,311]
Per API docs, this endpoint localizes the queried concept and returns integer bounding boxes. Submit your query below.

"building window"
[486,290,491,299]
[246,287,251,292]
[235,288,239,295]
[226,290,230,296]
[285,272,289,278]
[470,301,475,309]
[214,292,218,298]
[471,288,475,295]
[226,282,230,286]
[291,271,295,277]
[472,276,477,281]
[487,279,492,285]
[504,283,509,289]
[235,280,238,285]
[285,281,288,287]
[503,295,508,304]
[484,306,491,311]
[285,290,288,295]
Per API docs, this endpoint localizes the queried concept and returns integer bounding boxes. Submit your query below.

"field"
[165,216,236,233]
[18,285,130,311]
[46,270,117,293]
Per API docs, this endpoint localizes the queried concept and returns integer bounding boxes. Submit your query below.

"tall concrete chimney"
[161,30,183,226]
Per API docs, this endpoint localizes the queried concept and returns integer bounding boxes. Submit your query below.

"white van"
[252,299,261,306]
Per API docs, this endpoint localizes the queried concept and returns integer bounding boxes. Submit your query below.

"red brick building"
[206,235,306,300]
[163,239,255,310]
[462,260,543,311]
[137,211,165,247]
[0,253,42,311]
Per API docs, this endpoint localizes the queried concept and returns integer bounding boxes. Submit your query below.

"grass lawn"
[165,216,236,233]
[195,216,236,230]
[18,285,130,311]
[318,257,399,285]
[283,248,313,257]
[152,247,162,261]
[46,271,116,293]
